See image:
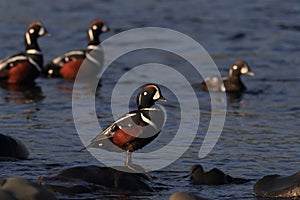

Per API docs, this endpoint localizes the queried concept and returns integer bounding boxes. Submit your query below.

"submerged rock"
[0,177,57,200]
[254,171,300,198]
[169,192,209,200]
[41,165,154,194]
[190,164,250,185]
[0,134,29,160]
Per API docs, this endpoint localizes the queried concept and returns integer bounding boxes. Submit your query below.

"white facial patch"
[38,28,45,36]
[241,66,249,74]
[153,90,160,100]
[29,28,35,34]
[232,65,238,70]
[143,91,148,96]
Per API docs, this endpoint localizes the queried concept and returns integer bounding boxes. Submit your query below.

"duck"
[0,22,49,84]
[43,19,109,80]
[82,84,167,171]
[198,60,254,93]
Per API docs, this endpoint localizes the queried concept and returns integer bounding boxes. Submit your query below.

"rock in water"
[190,164,250,185]
[254,171,300,198]
[0,177,57,200]
[41,165,154,194]
[0,134,29,160]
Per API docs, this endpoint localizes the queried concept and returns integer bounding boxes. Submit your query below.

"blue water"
[0,0,300,199]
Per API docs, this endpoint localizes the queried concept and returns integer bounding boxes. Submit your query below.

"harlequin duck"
[43,19,109,79]
[82,84,167,171]
[198,60,254,93]
[0,22,49,84]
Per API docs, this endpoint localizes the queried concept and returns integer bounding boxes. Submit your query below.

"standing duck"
[82,84,167,171]
[0,22,49,84]
[198,60,254,93]
[43,19,109,80]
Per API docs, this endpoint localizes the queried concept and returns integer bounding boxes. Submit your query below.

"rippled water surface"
[0,1,300,199]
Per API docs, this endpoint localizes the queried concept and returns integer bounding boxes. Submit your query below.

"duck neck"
[87,29,101,47]
[228,75,242,82]
[25,34,41,52]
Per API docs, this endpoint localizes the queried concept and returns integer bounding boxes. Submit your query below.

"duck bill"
[158,96,167,102]
[44,32,51,36]
[247,71,255,76]
[102,25,110,33]
[44,30,51,36]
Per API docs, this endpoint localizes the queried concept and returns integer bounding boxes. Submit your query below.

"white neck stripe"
[87,45,97,50]
[141,113,158,130]
[28,57,42,71]
[26,49,42,54]
[140,108,159,111]
[86,53,101,66]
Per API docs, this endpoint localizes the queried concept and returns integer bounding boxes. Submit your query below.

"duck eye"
[143,91,148,96]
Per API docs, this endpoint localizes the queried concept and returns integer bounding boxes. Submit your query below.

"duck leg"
[125,150,134,169]
[125,150,152,180]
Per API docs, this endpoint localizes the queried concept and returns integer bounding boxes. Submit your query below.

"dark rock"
[41,165,154,194]
[254,171,300,198]
[0,190,17,200]
[0,134,29,160]
[0,177,57,200]
[190,165,250,185]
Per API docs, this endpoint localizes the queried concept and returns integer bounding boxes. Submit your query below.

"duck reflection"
[227,92,244,103]
[0,82,44,103]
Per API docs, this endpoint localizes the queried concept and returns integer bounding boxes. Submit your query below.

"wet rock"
[41,165,154,194]
[169,192,208,200]
[254,171,300,198]
[0,177,57,200]
[0,190,16,200]
[0,134,29,160]
[190,164,250,185]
